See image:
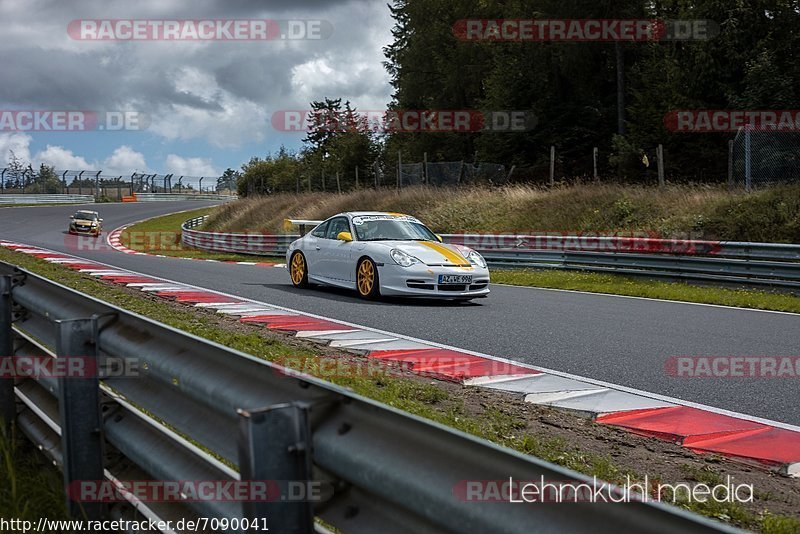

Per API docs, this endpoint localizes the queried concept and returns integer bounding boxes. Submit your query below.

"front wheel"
[356,257,380,299]
[290,251,310,288]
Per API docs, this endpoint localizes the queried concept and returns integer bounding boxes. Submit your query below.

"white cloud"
[102,145,148,175]
[0,133,32,165]
[0,0,394,150]
[165,154,218,176]
[33,145,93,170]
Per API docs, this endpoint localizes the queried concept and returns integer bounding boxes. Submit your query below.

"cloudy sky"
[0,0,394,176]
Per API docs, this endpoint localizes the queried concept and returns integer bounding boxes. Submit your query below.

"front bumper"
[378,263,490,298]
[69,225,100,235]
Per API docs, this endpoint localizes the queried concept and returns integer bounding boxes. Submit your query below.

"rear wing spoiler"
[283,218,324,235]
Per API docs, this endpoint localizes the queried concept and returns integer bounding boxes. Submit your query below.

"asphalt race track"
[2,202,799,425]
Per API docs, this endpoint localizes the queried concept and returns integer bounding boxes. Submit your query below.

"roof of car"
[343,211,412,218]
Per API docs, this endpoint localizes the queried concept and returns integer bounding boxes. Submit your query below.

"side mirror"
[337,231,353,242]
[435,234,443,243]
[99,218,104,222]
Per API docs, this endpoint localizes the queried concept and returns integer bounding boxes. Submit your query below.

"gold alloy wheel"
[290,253,305,285]
[357,259,375,296]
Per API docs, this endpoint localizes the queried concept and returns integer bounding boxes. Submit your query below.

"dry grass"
[203,183,800,242]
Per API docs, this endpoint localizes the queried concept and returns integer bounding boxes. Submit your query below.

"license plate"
[438,274,472,285]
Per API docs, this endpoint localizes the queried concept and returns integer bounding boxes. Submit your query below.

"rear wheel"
[356,257,380,299]
[290,251,309,288]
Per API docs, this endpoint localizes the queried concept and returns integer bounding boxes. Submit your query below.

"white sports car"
[285,212,490,300]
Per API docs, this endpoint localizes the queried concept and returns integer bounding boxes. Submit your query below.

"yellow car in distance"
[68,210,103,236]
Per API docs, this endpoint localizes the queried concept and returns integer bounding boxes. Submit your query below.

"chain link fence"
[731,128,800,190]
[0,169,236,198]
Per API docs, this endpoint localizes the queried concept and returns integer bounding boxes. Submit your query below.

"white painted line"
[293,330,359,339]
[331,340,432,352]
[217,308,275,315]
[477,374,600,395]
[328,338,399,348]
[524,389,676,417]
[138,286,191,292]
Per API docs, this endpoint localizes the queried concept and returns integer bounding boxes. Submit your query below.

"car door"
[304,220,328,276]
[318,216,354,282]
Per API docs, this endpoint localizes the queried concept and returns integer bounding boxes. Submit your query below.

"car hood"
[369,240,472,266]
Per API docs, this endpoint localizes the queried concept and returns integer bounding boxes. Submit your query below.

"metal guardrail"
[182,217,297,256]
[136,193,237,202]
[0,263,731,533]
[0,194,95,205]
[181,219,800,291]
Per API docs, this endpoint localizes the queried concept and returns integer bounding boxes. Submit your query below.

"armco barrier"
[0,194,95,204]
[181,217,800,290]
[135,193,237,202]
[0,263,733,533]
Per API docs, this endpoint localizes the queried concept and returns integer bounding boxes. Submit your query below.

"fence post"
[199,177,204,194]
[95,171,102,199]
[506,165,516,183]
[55,317,106,520]
[423,152,428,185]
[238,402,314,532]
[728,140,734,190]
[0,276,14,433]
[744,126,752,192]
[355,166,359,189]
[130,173,136,194]
[336,171,341,194]
[549,146,555,186]
[397,151,402,190]
[593,147,599,181]
[78,171,84,195]
[657,145,665,187]
[1,169,6,194]
[321,170,326,192]
[296,174,300,194]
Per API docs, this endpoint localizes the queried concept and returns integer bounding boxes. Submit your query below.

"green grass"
[1,246,798,531]
[492,269,800,314]
[118,207,281,263]
[0,427,67,522]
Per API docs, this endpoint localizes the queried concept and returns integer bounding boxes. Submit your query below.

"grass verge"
[203,183,800,243]
[117,207,275,263]
[0,246,799,531]
[0,427,67,522]
[491,269,800,313]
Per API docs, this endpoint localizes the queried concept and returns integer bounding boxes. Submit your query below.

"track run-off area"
[1,201,799,426]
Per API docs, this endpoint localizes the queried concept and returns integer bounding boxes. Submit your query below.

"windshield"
[73,211,97,220]
[354,219,437,242]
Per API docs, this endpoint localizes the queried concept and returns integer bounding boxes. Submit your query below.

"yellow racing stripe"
[420,241,470,265]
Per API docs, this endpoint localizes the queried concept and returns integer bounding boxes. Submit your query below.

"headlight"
[467,250,487,269]
[390,249,421,268]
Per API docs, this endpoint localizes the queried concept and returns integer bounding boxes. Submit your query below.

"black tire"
[289,251,310,288]
[356,257,380,299]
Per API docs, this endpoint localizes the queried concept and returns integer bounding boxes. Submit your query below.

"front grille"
[437,285,468,292]
[407,281,435,290]
[470,283,489,290]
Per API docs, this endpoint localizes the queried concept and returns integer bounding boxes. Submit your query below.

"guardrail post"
[0,276,15,432]
[237,402,314,533]
[55,317,105,520]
